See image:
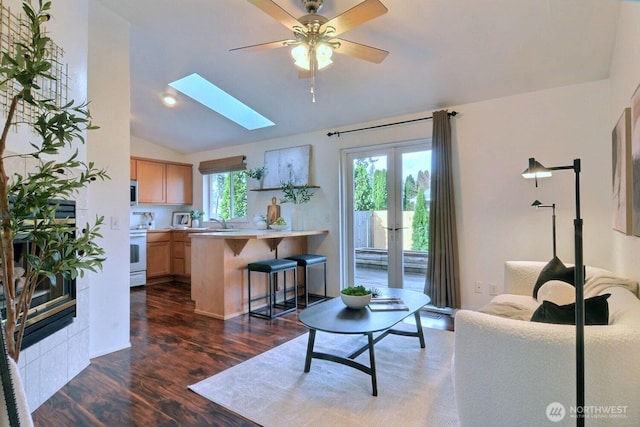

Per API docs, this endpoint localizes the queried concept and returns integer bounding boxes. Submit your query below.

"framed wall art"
[172,211,191,228]
[612,107,632,234]
[263,145,311,188]
[631,84,640,236]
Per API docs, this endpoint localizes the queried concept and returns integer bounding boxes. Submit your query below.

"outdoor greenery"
[354,160,373,211]
[411,190,429,250]
[0,0,108,361]
[218,172,247,220]
[372,169,387,210]
[353,157,431,251]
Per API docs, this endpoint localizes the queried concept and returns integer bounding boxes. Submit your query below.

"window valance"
[198,155,246,174]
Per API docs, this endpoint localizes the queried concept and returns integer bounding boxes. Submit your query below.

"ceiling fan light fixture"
[315,43,333,69]
[291,43,310,70]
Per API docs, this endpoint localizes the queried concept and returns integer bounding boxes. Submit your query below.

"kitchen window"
[204,171,248,220]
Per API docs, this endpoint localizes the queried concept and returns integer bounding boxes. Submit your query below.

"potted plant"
[340,285,378,309]
[190,210,204,228]
[279,180,315,230]
[0,0,108,362]
[245,166,266,189]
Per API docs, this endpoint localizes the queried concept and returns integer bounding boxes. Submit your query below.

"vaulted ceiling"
[97,0,620,153]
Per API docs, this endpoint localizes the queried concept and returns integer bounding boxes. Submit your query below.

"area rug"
[189,327,459,427]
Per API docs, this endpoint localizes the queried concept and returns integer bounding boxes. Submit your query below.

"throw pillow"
[530,293,611,325]
[537,280,576,306]
[533,256,575,300]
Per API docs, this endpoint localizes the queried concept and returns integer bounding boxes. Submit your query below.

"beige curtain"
[424,110,461,309]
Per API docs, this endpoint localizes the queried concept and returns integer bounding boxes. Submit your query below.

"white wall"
[87,0,131,357]
[608,2,640,279]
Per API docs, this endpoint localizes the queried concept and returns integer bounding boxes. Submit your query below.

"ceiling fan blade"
[247,0,302,31]
[322,0,388,37]
[333,38,389,63]
[230,39,294,53]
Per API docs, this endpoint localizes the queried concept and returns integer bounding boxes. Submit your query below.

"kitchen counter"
[190,229,328,319]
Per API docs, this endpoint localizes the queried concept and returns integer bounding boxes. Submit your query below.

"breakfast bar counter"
[190,229,328,319]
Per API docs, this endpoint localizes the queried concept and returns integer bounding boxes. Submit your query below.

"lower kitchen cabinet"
[147,231,171,279]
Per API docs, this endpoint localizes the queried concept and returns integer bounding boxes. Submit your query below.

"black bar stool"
[284,254,327,307]
[248,258,298,319]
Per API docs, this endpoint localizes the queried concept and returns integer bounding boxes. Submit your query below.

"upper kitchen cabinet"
[132,157,193,205]
[166,163,193,205]
[130,158,137,180]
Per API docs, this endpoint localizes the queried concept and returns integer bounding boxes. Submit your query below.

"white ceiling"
[96,0,620,154]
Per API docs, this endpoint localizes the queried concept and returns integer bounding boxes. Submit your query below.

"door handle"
[383,227,407,231]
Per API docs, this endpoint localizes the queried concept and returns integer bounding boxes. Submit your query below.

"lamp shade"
[291,43,333,71]
[291,44,310,70]
[522,158,552,179]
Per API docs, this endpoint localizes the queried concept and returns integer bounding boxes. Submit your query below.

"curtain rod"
[326,111,458,137]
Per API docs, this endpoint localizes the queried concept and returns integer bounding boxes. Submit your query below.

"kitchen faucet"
[211,218,230,229]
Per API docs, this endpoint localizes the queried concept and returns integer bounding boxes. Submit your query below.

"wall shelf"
[250,185,320,192]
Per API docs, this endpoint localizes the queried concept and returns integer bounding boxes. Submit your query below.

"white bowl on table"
[340,293,372,310]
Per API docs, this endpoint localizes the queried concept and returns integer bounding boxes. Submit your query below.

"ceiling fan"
[231,0,389,102]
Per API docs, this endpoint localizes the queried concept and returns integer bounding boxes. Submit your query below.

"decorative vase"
[291,204,304,231]
[192,218,200,228]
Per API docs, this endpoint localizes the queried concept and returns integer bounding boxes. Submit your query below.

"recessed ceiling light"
[162,93,177,106]
[168,73,275,130]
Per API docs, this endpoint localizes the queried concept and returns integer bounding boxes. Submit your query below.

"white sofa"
[454,261,640,427]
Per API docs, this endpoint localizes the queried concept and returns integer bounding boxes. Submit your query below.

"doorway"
[342,140,431,291]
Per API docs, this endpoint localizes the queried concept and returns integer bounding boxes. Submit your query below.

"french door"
[342,140,430,291]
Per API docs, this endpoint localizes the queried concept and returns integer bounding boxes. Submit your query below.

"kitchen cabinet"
[166,163,193,205]
[130,158,137,180]
[147,231,171,279]
[171,231,196,281]
[132,157,192,205]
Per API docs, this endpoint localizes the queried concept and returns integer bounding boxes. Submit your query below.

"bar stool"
[247,258,298,319]
[284,254,327,307]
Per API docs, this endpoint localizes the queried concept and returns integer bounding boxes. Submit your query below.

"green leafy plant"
[245,166,265,180]
[190,210,204,220]
[341,286,382,297]
[279,180,314,204]
[0,0,108,361]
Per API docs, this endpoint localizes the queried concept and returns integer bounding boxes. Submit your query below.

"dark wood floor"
[32,282,453,426]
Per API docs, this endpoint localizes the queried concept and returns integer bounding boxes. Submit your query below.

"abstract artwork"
[612,108,632,234]
[631,84,640,236]
[263,145,311,188]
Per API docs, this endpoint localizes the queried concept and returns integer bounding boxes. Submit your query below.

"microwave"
[130,180,138,206]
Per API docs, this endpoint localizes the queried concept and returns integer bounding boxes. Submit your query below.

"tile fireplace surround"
[7,154,92,411]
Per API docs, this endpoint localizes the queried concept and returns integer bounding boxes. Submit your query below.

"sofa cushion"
[530,293,611,325]
[532,256,575,300]
[537,280,575,305]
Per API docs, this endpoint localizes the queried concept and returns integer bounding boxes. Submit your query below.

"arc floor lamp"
[522,157,585,426]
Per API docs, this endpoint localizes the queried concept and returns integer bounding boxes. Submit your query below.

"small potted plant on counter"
[245,166,266,189]
[190,210,204,228]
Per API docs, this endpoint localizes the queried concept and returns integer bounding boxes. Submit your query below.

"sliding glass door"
[343,141,430,291]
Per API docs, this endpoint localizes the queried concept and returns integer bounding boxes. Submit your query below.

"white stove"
[130,229,147,287]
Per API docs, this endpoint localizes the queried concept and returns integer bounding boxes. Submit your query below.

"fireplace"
[1,200,77,350]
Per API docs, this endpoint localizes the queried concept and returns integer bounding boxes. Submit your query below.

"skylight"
[169,73,275,130]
